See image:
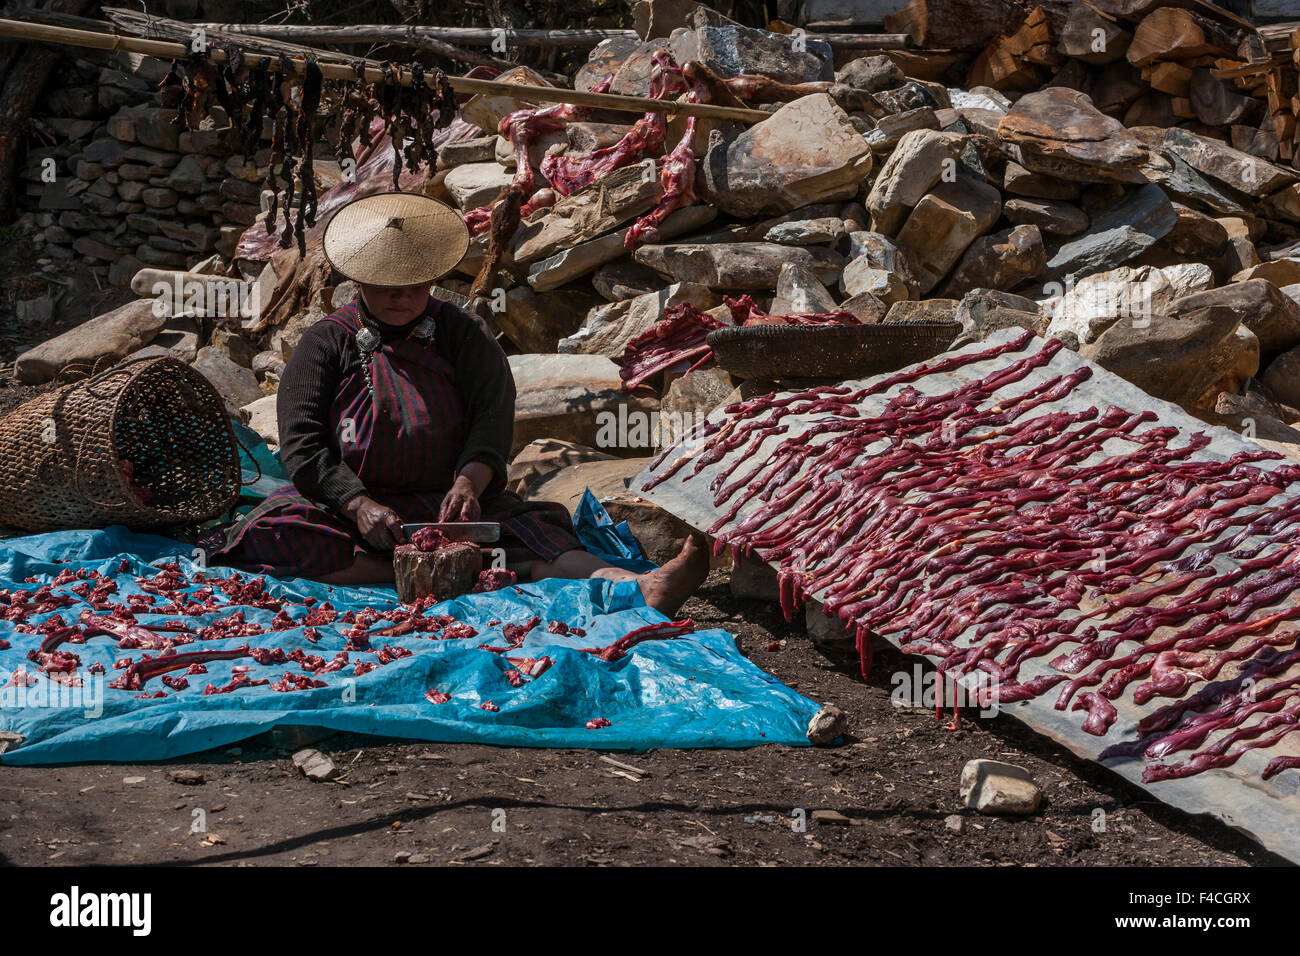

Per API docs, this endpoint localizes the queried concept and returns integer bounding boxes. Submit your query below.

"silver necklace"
[355,323,380,394]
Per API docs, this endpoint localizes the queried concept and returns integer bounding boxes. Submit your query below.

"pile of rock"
[19,55,260,284]
[422,0,1300,463]
[16,0,1300,566]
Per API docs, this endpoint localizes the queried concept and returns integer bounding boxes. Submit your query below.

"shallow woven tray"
[706,321,962,381]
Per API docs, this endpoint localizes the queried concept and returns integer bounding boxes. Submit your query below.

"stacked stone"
[20,56,265,284]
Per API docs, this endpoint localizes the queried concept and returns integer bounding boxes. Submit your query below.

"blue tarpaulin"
[0,526,820,765]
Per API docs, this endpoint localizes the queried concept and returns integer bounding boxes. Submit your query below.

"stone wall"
[19,54,265,286]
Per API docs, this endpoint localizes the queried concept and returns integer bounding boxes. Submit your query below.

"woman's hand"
[343,495,408,550]
[439,474,482,522]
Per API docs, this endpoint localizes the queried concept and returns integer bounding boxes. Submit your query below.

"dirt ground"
[0,568,1283,867]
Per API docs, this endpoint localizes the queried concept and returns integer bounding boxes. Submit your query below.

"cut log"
[968,42,1040,91]
[1189,67,1254,125]
[1057,2,1131,65]
[1230,123,1280,161]
[968,5,1060,91]
[1126,8,1242,68]
[1273,111,1297,161]
[393,542,483,604]
[883,0,1031,53]
[1145,61,1193,96]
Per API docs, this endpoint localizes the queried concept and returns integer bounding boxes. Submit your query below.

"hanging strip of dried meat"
[277,54,300,249]
[263,59,286,237]
[292,58,324,254]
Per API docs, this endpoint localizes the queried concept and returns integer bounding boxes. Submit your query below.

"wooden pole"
[0,17,776,124]
[99,6,520,74]
[175,22,914,51]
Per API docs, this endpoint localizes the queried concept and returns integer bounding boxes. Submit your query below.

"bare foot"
[637,533,710,617]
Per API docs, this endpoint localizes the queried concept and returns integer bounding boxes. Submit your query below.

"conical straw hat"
[323,192,469,286]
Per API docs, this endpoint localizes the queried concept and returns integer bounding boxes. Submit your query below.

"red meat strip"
[579,619,695,662]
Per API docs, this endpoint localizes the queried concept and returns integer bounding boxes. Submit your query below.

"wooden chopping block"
[393,542,483,604]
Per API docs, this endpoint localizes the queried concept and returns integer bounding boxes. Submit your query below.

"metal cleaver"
[400,522,501,543]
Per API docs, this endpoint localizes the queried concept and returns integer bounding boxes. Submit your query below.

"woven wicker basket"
[0,356,241,532]
[706,320,962,381]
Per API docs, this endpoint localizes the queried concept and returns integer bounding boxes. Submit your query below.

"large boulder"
[895,176,1003,294]
[699,94,873,219]
[442,162,514,211]
[507,439,617,496]
[953,290,1045,345]
[1263,346,1300,410]
[1042,183,1177,283]
[839,231,917,304]
[1169,280,1300,358]
[1002,197,1089,237]
[634,242,844,290]
[998,88,1158,184]
[192,346,265,416]
[659,366,735,448]
[523,455,696,565]
[1043,263,1215,345]
[836,54,905,93]
[509,354,658,455]
[526,205,716,292]
[939,224,1046,298]
[496,285,603,354]
[865,129,967,236]
[241,395,279,448]
[1162,202,1229,258]
[771,261,839,315]
[523,456,651,510]
[458,65,552,132]
[1080,303,1248,408]
[15,299,166,384]
[1162,128,1297,198]
[671,20,833,85]
[1000,160,1080,200]
[593,260,665,302]
[513,163,664,265]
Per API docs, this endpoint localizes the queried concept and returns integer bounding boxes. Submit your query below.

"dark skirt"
[212,485,583,579]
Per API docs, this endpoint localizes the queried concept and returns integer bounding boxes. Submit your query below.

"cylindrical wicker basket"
[0,356,241,532]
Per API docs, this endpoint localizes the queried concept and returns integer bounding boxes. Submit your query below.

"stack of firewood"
[884,0,1300,165]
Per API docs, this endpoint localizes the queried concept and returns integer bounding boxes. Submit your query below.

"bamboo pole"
[175,22,913,51]
[100,6,520,74]
[0,17,775,124]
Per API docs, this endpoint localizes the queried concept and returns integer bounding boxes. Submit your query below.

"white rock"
[1042,263,1215,345]
[292,748,339,781]
[241,395,279,448]
[959,759,1042,815]
[443,162,515,211]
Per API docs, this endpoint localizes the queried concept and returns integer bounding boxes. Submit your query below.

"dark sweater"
[276,296,516,512]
